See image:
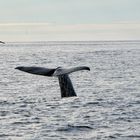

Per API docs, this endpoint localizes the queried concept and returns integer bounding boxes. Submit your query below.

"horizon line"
[3,39,140,43]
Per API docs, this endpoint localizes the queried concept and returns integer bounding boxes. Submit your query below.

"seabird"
[0,41,5,44]
[15,66,90,98]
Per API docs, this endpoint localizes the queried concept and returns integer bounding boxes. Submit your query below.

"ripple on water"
[57,124,93,132]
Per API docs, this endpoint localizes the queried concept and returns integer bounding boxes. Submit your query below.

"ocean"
[0,41,140,140]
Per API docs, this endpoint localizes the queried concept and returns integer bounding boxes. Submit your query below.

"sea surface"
[0,41,140,140]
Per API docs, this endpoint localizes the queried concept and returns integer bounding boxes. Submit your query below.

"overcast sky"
[0,0,140,41]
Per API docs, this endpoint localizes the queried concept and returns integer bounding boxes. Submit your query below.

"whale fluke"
[15,66,56,76]
[15,66,90,98]
[53,66,90,76]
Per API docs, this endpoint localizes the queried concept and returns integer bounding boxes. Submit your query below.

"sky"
[0,0,140,41]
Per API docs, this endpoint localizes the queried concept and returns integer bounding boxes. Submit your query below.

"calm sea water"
[0,41,140,140]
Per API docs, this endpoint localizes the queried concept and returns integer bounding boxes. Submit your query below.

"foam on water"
[0,41,140,139]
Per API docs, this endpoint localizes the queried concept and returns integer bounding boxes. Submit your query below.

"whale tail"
[15,66,90,98]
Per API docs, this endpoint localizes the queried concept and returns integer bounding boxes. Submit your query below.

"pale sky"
[0,0,140,41]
